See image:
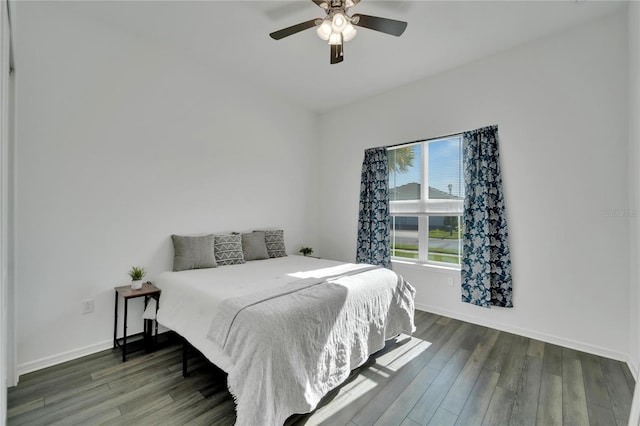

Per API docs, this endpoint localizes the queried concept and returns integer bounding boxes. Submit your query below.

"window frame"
[388,135,464,269]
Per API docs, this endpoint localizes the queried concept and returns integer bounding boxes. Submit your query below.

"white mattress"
[155,256,353,372]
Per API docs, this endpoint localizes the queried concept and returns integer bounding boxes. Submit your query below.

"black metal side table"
[113,282,161,362]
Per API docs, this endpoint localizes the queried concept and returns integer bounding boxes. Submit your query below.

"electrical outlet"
[447,277,454,287]
[81,299,94,314]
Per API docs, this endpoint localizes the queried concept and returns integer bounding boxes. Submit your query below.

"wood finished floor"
[7,310,636,426]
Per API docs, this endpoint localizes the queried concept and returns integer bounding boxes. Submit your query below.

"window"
[388,136,464,266]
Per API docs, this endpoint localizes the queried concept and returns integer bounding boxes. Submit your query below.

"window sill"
[391,259,461,274]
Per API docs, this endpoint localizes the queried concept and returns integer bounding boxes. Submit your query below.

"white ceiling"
[53,0,626,113]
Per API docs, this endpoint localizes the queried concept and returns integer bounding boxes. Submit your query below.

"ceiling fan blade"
[351,14,407,37]
[270,19,319,40]
[330,41,344,65]
[311,0,329,9]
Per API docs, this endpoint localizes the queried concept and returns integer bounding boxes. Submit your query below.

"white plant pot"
[131,279,143,290]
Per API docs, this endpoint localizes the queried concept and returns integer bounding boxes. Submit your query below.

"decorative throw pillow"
[263,229,287,258]
[214,233,245,265]
[171,234,217,272]
[242,232,269,261]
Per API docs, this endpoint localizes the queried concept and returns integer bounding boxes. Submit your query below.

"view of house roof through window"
[388,136,464,266]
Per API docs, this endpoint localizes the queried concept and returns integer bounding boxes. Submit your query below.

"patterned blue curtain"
[461,125,513,308]
[356,147,391,268]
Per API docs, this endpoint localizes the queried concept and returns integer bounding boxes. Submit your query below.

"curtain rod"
[384,130,464,150]
[384,124,498,149]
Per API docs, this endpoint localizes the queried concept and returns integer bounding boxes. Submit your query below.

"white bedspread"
[155,256,416,425]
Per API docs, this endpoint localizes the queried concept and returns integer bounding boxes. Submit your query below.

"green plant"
[299,247,314,256]
[128,266,146,281]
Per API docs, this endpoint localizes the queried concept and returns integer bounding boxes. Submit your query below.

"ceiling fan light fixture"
[328,32,343,46]
[331,12,348,33]
[342,23,357,42]
[316,19,332,40]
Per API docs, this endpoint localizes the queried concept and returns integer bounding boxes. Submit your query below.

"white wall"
[627,2,640,418]
[319,11,630,361]
[629,0,640,377]
[1,0,11,418]
[14,2,320,373]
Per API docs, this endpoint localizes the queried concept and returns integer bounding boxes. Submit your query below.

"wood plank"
[416,319,463,357]
[8,357,116,408]
[161,394,234,425]
[456,368,500,426]
[117,390,174,417]
[562,347,579,361]
[77,407,122,425]
[44,372,185,426]
[459,324,490,352]
[10,382,118,426]
[413,313,441,337]
[401,418,422,426]
[140,391,205,425]
[14,349,119,386]
[90,346,180,380]
[483,332,514,373]
[428,323,474,371]
[579,352,614,409]
[600,357,633,426]
[561,357,589,426]
[542,344,563,377]
[412,310,431,325]
[428,408,458,426]
[112,394,174,424]
[373,366,440,426]
[351,346,435,425]
[7,398,44,419]
[407,348,472,424]
[45,381,112,406]
[185,408,236,426]
[482,385,515,426]
[509,355,543,426]
[586,402,617,426]
[496,335,529,393]
[436,316,451,326]
[536,372,562,426]
[440,328,500,415]
[526,340,545,359]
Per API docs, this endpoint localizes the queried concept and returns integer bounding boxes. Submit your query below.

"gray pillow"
[171,234,217,272]
[263,229,287,258]
[242,232,269,261]
[214,233,245,265]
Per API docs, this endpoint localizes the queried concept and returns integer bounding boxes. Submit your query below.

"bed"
[155,255,416,426]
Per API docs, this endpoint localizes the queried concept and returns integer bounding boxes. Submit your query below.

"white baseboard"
[16,339,113,380]
[415,302,631,367]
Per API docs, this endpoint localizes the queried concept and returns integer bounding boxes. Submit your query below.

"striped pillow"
[214,233,245,266]
[263,230,287,258]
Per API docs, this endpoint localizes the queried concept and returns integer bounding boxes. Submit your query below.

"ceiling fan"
[269,0,408,65]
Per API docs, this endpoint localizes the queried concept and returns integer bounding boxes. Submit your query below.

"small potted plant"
[299,247,314,257]
[128,266,146,290]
